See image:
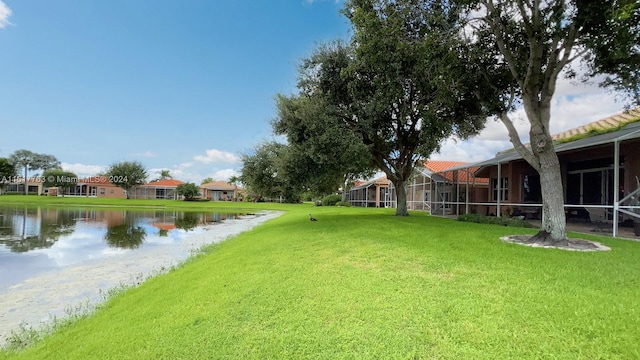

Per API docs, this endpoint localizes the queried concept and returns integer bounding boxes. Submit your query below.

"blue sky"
[0,0,351,182]
[0,0,629,183]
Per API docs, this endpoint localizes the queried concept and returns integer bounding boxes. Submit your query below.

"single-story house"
[431,107,640,237]
[54,177,127,198]
[200,181,242,201]
[346,161,489,211]
[403,160,490,215]
[2,177,45,195]
[345,176,393,208]
[131,179,185,200]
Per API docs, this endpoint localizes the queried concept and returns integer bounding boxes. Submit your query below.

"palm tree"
[228,175,241,201]
[152,169,173,182]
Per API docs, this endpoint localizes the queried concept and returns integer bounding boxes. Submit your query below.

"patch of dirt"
[500,235,610,252]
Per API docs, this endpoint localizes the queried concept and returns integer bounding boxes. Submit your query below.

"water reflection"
[0,206,244,291]
[0,206,241,253]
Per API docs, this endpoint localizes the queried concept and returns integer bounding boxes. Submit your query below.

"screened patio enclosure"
[430,120,640,238]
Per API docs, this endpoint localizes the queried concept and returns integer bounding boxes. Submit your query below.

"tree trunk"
[24,167,28,195]
[523,103,568,244]
[529,149,568,244]
[394,179,409,216]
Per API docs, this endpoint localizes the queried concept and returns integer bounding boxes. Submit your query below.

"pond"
[0,205,280,345]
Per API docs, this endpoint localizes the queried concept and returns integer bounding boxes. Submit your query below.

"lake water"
[0,205,280,345]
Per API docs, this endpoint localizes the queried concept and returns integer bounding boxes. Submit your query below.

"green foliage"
[272,94,374,197]
[456,0,640,240]
[174,212,200,231]
[457,213,534,228]
[335,201,352,207]
[105,161,148,193]
[103,211,146,249]
[42,169,78,196]
[0,158,16,193]
[240,142,302,203]
[321,194,342,206]
[285,1,488,216]
[152,169,173,182]
[200,177,214,185]
[175,183,200,200]
[8,150,61,194]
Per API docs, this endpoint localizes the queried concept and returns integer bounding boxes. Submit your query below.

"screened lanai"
[430,119,640,238]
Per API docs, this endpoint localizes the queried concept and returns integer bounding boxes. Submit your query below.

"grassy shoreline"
[1,196,639,359]
[0,195,290,212]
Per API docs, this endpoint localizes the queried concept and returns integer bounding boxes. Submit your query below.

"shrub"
[335,201,351,207]
[457,214,534,228]
[321,194,342,206]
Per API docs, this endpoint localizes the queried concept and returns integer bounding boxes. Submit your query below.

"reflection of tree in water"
[104,211,147,249]
[0,207,78,253]
[174,212,201,231]
[39,208,76,242]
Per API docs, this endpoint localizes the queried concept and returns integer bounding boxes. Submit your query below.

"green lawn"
[1,196,639,359]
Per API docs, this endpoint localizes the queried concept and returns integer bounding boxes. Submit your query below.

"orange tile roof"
[424,160,489,184]
[152,223,176,231]
[424,160,468,173]
[143,179,185,187]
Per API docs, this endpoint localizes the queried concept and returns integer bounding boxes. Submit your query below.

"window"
[522,175,541,202]
[100,188,105,195]
[492,178,508,201]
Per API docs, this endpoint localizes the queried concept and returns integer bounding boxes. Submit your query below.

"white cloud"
[129,151,156,158]
[61,163,107,178]
[146,163,199,183]
[193,149,239,164]
[211,169,239,182]
[434,79,627,163]
[0,1,12,29]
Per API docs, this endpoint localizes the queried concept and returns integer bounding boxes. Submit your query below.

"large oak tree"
[459,0,640,243]
[281,0,487,215]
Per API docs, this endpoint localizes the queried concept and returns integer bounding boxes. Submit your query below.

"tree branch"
[499,112,540,171]
[484,1,525,87]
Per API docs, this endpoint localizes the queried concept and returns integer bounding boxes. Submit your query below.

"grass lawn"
[1,196,639,359]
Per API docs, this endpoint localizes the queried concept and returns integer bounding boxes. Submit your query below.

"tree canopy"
[0,158,16,194]
[43,169,78,197]
[457,0,640,242]
[9,150,61,195]
[106,161,148,196]
[239,141,301,203]
[153,170,173,182]
[276,0,487,215]
[272,94,374,198]
[175,183,201,200]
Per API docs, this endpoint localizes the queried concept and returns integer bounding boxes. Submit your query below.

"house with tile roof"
[403,160,489,214]
[344,160,490,210]
[46,176,127,198]
[430,107,640,238]
[344,176,393,208]
[130,179,185,200]
[3,177,46,195]
[200,181,242,201]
